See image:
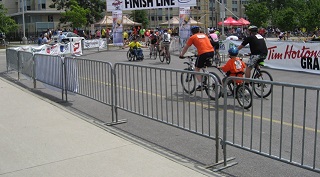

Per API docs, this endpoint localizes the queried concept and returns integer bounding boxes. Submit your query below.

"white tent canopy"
[160,16,203,26]
[95,15,141,27]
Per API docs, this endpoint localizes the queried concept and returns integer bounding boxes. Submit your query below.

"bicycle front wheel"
[204,72,222,100]
[181,68,196,94]
[236,85,252,109]
[252,70,273,98]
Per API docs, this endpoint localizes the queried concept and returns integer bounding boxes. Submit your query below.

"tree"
[244,1,270,28]
[0,4,18,34]
[129,10,149,28]
[50,0,105,26]
[61,0,90,28]
[272,7,299,31]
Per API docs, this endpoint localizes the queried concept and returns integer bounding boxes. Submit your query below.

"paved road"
[1,44,319,177]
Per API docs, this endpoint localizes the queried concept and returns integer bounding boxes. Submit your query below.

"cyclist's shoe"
[196,84,204,91]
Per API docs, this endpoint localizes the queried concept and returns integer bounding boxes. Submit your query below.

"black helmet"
[191,26,200,34]
[248,25,258,32]
[228,47,239,56]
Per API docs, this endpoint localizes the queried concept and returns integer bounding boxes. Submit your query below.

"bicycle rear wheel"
[236,85,252,109]
[204,72,222,100]
[252,70,273,98]
[159,51,165,62]
[153,49,157,60]
[166,52,171,64]
[181,68,196,94]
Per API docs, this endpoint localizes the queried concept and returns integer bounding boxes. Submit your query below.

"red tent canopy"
[218,17,242,26]
[237,18,250,26]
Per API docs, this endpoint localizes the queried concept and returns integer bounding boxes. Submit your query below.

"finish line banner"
[107,0,197,11]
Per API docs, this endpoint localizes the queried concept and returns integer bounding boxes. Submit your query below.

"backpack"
[150,34,157,43]
[163,33,170,42]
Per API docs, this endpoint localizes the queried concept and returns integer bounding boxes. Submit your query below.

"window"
[151,17,154,21]
[232,8,238,12]
[232,1,237,4]
[42,3,46,9]
[158,16,162,21]
[48,15,53,22]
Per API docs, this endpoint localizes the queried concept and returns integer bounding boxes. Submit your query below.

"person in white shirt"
[42,33,50,44]
[58,31,66,43]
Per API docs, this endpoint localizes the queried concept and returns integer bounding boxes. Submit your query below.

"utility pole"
[22,0,27,44]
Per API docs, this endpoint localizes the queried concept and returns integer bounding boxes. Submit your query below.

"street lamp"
[22,0,27,44]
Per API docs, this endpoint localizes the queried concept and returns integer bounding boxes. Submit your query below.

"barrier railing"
[5,49,319,173]
[222,77,320,173]
[6,49,19,76]
[33,54,65,100]
[114,62,221,163]
[18,51,34,79]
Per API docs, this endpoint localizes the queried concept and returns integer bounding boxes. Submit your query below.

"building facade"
[1,0,248,38]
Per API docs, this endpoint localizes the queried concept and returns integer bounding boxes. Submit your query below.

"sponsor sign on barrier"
[221,40,320,74]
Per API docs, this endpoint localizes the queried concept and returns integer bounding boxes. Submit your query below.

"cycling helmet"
[248,25,258,32]
[191,26,200,34]
[228,47,239,56]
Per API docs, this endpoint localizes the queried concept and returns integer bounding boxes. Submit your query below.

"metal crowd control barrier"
[113,63,221,164]
[33,54,65,100]
[63,57,121,124]
[18,51,34,79]
[6,49,19,78]
[222,77,320,173]
[5,49,320,173]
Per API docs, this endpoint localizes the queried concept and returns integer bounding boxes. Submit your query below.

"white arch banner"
[107,0,197,11]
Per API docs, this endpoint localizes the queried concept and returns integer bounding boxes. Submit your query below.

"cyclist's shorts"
[247,55,266,68]
[195,51,214,68]
[161,41,170,48]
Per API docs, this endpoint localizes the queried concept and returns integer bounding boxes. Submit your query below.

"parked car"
[52,32,85,43]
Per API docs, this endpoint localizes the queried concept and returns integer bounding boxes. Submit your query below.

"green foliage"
[61,0,90,28]
[245,0,320,32]
[130,10,149,28]
[50,0,105,26]
[272,8,299,31]
[0,4,18,34]
[244,1,269,28]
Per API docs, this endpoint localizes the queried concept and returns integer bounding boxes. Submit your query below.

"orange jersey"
[221,57,246,84]
[186,33,214,55]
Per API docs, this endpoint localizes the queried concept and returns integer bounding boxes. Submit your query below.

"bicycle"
[159,43,171,64]
[180,55,222,100]
[212,59,253,109]
[240,54,273,98]
[149,43,159,60]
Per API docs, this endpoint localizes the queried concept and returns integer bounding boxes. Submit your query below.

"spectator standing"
[42,33,50,44]
[58,31,66,43]
[37,34,43,46]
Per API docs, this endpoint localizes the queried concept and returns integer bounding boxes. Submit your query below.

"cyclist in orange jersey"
[179,26,215,90]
